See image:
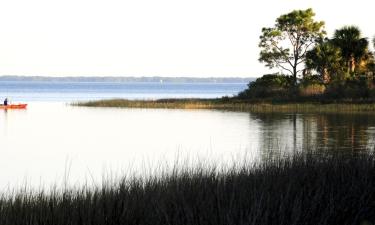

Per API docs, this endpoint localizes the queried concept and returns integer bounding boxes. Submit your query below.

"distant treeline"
[0,76,253,83]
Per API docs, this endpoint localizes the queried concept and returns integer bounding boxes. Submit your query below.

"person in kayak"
[3,98,8,106]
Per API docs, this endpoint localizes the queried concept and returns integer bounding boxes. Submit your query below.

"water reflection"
[251,112,375,159]
[0,104,374,189]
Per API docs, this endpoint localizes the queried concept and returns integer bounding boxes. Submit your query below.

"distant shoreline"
[0,75,254,83]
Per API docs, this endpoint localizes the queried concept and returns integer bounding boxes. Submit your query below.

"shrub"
[325,77,370,99]
[238,74,294,99]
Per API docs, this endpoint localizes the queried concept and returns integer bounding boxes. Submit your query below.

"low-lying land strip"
[75,98,375,113]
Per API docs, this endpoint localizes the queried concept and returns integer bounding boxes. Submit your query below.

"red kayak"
[0,104,27,109]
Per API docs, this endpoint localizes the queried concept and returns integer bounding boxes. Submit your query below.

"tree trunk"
[322,68,330,83]
[347,56,356,73]
[293,44,299,86]
[293,65,297,86]
[350,56,356,73]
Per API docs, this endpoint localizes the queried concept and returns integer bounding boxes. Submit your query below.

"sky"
[0,0,374,77]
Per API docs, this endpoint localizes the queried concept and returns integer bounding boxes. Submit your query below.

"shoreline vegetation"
[74,98,375,113]
[1,153,374,224]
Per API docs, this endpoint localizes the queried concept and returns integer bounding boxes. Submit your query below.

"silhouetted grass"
[75,98,375,113]
[0,153,374,224]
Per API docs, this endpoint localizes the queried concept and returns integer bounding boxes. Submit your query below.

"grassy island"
[75,98,375,113]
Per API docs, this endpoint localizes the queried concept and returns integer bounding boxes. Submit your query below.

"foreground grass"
[0,154,374,225]
[75,98,375,113]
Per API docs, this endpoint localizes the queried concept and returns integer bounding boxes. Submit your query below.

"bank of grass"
[75,98,375,113]
[0,153,374,225]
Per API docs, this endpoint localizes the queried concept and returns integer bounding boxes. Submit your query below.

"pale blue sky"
[0,0,374,77]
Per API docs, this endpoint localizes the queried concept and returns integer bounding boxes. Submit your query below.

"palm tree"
[332,26,369,74]
[306,39,343,82]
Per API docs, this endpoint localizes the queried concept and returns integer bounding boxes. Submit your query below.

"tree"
[306,39,343,82]
[259,8,326,85]
[332,26,369,74]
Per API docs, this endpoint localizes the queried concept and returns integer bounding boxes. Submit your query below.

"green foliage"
[325,77,371,99]
[259,8,326,84]
[300,75,324,86]
[332,26,370,73]
[305,26,374,85]
[306,39,344,82]
[238,74,294,98]
[255,8,375,101]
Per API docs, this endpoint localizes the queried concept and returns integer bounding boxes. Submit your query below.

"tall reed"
[75,98,375,113]
[0,153,374,225]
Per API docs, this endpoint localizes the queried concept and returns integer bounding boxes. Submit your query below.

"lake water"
[0,81,374,189]
[0,81,247,102]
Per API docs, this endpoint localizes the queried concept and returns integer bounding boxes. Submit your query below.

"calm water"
[0,81,374,189]
[0,81,247,102]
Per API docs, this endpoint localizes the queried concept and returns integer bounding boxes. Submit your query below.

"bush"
[237,73,375,101]
[238,74,294,99]
[300,75,323,85]
[325,77,370,99]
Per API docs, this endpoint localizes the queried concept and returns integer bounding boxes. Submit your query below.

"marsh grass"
[0,153,374,225]
[75,98,375,113]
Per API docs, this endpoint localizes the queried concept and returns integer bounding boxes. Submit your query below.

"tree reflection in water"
[249,112,375,160]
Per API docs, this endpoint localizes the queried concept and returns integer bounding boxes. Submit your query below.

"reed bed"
[75,98,375,113]
[0,153,374,225]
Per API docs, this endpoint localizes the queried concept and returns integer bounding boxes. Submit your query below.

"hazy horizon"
[1,0,374,77]
[0,75,254,80]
